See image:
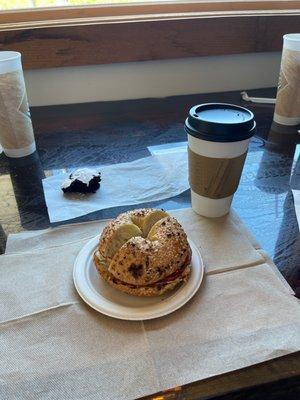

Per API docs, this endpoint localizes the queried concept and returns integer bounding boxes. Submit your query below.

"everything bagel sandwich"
[93,208,192,296]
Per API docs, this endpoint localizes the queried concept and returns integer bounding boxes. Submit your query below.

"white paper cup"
[274,33,300,126]
[185,103,256,218]
[0,51,36,158]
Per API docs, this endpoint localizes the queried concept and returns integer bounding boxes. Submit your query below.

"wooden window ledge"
[0,2,299,69]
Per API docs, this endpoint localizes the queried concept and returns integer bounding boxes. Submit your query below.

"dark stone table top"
[0,87,299,399]
[1,87,299,295]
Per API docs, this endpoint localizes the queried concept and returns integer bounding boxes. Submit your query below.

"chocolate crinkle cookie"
[61,168,101,194]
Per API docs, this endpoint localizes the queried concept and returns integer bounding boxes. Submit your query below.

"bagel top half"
[96,209,191,287]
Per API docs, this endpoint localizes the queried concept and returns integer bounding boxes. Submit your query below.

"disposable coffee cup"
[185,103,256,218]
[0,51,36,158]
[274,33,300,126]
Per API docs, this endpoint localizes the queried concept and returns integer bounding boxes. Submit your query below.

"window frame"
[0,1,299,69]
[0,1,300,25]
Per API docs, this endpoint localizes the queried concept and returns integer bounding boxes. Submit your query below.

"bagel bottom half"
[93,252,191,297]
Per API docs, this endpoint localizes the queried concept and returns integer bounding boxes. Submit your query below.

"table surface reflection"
[0,87,299,399]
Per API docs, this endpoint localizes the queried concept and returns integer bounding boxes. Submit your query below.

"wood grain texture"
[0,14,299,69]
[0,1,300,24]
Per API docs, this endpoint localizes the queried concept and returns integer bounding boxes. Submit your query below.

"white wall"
[24,52,281,107]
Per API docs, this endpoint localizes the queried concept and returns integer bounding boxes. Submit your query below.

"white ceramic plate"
[73,235,204,320]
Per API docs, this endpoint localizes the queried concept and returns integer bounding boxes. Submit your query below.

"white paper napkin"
[1,209,299,400]
[42,152,189,223]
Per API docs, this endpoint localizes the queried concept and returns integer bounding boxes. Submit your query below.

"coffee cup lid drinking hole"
[184,103,256,142]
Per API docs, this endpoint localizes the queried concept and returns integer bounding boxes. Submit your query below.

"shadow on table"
[255,123,300,296]
[6,151,50,230]
[255,122,299,194]
[0,223,6,254]
[275,152,300,297]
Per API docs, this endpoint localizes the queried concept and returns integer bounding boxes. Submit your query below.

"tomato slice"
[155,248,192,284]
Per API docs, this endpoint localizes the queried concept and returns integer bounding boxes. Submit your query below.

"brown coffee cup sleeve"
[188,147,247,199]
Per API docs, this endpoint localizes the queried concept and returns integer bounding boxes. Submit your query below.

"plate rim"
[73,234,204,321]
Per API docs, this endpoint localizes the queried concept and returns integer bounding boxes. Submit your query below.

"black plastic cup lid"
[184,103,256,142]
